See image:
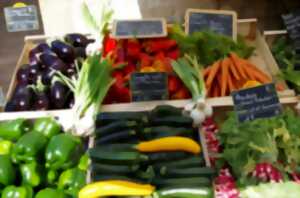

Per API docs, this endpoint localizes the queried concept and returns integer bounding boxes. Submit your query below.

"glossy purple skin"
[39,53,59,68]
[51,40,75,63]
[16,65,30,85]
[50,81,68,109]
[65,33,90,47]
[4,101,16,112]
[42,68,55,85]
[29,43,52,66]
[28,64,40,84]
[50,59,68,73]
[33,92,49,110]
[11,85,33,111]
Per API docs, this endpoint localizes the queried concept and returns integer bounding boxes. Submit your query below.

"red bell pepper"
[166,48,180,60]
[140,53,152,68]
[171,87,190,99]
[103,35,117,57]
[168,76,181,94]
[144,38,177,53]
[127,39,141,59]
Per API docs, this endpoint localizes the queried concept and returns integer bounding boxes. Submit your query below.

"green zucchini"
[95,129,137,144]
[153,177,212,188]
[95,120,137,136]
[153,187,213,198]
[91,174,144,183]
[160,167,216,178]
[154,156,205,168]
[147,152,191,163]
[150,116,193,127]
[143,126,194,139]
[91,163,139,175]
[96,111,149,125]
[151,105,182,117]
[135,166,155,182]
[88,149,148,165]
[92,144,136,151]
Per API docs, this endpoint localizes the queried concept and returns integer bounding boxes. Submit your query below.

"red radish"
[291,172,300,183]
[203,117,220,165]
[251,163,283,182]
[215,168,240,198]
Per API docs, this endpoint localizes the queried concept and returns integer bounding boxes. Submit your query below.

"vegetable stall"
[0,4,300,198]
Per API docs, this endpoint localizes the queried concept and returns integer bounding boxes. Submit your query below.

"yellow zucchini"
[79,180,155,198]
[136,137,201,154]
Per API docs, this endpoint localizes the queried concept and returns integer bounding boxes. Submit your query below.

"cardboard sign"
[185,9,237,40]
[112,19,167,39]
[4,5,39,32]
[232,83,282,122]
[130,72,168,102]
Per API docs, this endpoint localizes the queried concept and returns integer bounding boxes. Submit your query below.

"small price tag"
[232,83,282,122]
[130,72,168,102]
[112,19,167,39]
[4,5,39,32]
[185,9,237,40]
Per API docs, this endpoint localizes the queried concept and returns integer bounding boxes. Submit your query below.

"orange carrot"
[217,70,222,97]
[203,67,211,78]
[212,82,220,98]
[245,61,272,82]
[221,58,230,96]
[229,53,247,79]
[227,72,235,93]
[228,59,240,80]
[244,64,271,83]
[206,60,221,88]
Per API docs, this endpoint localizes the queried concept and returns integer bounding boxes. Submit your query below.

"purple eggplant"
[74,47,87,59]
[11,85,33,111]
[65,93,75,109]
[39,53,59,68]
[51,40,75,63]
[29,43,52,66]
[28,64,40,84]
[42,68,55,85]
[65,33,91,47]
[50,59,68,73]
[4,100,16,112]
[50,81,68,109]
[16,65,30,85]
[33,91,49,110]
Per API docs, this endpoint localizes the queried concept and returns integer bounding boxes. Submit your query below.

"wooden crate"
[5,19,295,115]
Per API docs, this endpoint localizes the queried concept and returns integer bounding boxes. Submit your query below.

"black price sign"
[232,83,282,122]
[4,5,39,32]
[130,72,168,102]
[112,19,167,39]
[185,9,237,40]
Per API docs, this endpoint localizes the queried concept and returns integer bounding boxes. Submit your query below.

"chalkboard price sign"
[130,72,168,102]
[112,19,167,39]
[185,9,237,40]
[232,83,282,122]
[4,5,39,32]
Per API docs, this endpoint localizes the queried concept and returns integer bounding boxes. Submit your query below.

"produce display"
[272,36,300,92]
[82,105,215,197]
[0,117,87,197]
[5,34,94,112]
[204,107,300,197]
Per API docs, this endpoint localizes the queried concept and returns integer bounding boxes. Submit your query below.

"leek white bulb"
[190,108,205,127]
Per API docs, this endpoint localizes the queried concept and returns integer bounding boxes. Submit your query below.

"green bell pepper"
[12,132,48,163]
[0,155,15,186]
[1,185,32,198]
[45,134,83,170]
[0,119,28,141]
[78,154,89,171]
[20,162,43,187]
[35,188,71,198]
[33,117,61,138]
[58,168,86,197]
[0,140,12,155]
[46,169,58,185]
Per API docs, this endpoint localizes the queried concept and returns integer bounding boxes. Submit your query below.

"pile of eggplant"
[5,33,94,112]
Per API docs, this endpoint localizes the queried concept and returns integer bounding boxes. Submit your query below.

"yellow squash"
[79,180,155,198]
[136,137,201,154]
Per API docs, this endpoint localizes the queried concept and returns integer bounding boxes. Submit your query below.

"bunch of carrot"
[204,53,272,97]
